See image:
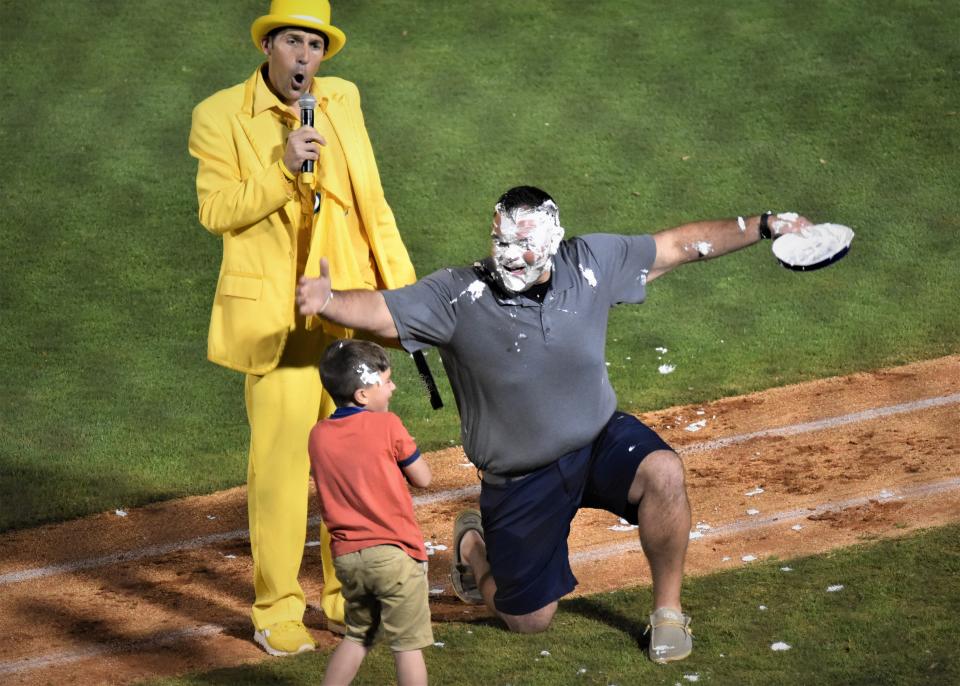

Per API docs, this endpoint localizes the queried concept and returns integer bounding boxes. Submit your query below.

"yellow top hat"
[251,0,347,61]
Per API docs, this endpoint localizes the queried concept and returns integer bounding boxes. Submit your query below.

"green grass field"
[2,0,957,531]
[2,1,958,683]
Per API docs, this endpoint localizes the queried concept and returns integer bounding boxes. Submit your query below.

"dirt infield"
[2,356,958,685]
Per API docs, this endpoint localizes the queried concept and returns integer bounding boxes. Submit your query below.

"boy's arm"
[402,455,431,489]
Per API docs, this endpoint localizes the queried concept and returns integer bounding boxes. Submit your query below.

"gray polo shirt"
[382,233,657,475]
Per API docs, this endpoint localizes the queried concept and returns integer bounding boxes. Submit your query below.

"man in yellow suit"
[188,0,416,656]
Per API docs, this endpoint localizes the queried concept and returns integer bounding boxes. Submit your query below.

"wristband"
[758,211,773,240]
[317,290,334,315]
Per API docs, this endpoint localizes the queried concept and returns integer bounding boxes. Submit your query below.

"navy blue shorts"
[478,411,673,616]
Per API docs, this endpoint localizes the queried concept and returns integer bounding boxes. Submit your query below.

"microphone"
[298,93,317,183]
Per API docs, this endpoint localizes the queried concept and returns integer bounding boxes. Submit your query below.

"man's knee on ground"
[502,602,557,634]
[629,450,687,504]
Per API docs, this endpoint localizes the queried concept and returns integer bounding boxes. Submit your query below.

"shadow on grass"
[562,595,650,652]
[148,664,307,686]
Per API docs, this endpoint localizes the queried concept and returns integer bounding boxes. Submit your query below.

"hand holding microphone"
[283,93,325,182]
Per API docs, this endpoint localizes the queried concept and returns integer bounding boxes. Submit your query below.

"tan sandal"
[646,607,693,663]
[451,509,484,604]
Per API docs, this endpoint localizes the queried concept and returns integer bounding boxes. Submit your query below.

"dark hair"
[267,26,329,51]
[320,339,391,407]
[496,186,555,213]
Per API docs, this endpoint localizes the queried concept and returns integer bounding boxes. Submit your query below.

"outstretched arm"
[296,258,399,339]
[647,212,810,282]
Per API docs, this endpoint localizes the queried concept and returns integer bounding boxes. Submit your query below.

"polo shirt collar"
[549,247,576,291]
[329,406,366,419]
[251,64,328,118]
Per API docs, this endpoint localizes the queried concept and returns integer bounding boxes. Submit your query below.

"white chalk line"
[0,529,250,586]
[411,484,480,507]
[6,477,958,678]
[0,491,483,586]
[0,624,224,676]
[2,392,957,589]
[570,477,960,563]
[681,392,960,454]
[3,392,959,677]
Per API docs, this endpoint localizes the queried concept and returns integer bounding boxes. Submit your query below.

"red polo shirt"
[309,407,426,561]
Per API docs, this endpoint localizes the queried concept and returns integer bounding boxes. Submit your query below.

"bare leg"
[321,639,368,686]
[459,530,557,633]
[627,450,691,611]
[394,649,428,686]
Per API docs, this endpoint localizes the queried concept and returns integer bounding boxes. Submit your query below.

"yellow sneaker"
[253,620,316,657]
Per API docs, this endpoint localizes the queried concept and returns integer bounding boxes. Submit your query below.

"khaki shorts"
[333,545,434,651]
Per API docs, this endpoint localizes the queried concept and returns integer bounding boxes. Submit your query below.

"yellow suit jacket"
[189,68,416,374]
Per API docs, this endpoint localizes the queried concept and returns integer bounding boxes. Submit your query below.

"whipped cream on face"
[491,200,564,293]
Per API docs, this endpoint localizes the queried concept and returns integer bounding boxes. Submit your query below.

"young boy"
[309,339,433,686]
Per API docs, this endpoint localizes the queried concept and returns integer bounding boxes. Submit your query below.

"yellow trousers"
[244,327,344,630]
